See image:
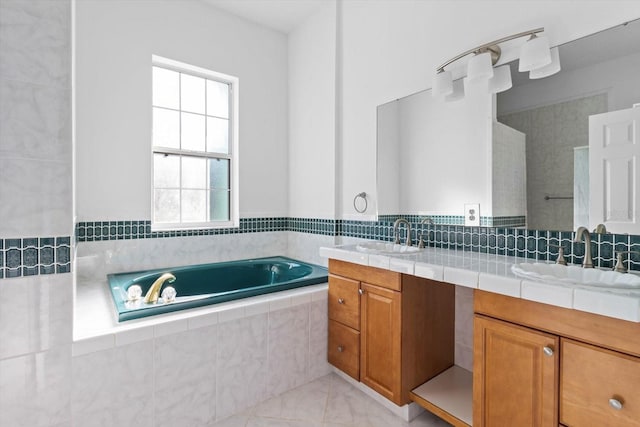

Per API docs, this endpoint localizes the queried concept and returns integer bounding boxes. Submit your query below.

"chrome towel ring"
[353,192,367,213]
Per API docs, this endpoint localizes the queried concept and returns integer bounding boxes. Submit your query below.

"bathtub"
[108,256,328,321]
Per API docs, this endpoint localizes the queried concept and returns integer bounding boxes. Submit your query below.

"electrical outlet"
[464,203,480,226]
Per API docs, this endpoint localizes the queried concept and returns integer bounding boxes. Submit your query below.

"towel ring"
[353,192,367,213]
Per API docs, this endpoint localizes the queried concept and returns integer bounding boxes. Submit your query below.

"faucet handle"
[613,251,640,273]
[549,244,567,266]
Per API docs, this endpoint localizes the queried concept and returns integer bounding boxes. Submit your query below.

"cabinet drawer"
[561,339,640,427]
[328,275,360,330]
[328,319,360,380]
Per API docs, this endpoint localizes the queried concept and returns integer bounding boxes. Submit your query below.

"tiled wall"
[0,1,74,426]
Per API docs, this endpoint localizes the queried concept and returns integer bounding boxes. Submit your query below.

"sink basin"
[511,262,640,289]
[356,241,422,255]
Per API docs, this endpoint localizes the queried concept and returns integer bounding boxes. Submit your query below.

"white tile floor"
[212,373,452,427]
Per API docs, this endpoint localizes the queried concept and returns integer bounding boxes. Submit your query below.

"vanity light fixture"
[530,47,561,79]
[432,27,560,100]
[518,33,552,72]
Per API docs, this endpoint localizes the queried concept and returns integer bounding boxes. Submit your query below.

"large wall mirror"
[377,18,640,232]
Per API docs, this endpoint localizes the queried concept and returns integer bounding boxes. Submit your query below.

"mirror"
[377,18,640,232]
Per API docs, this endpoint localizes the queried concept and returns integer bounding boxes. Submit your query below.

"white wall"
[336,0,640,220]
[75,0,289,221]
[288,2,337,219]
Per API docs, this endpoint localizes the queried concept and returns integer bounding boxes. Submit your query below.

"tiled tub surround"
[320,244,640,323]
[72,284,331,426]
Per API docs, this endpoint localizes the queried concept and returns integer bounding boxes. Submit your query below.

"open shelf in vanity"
[410,365,473,427]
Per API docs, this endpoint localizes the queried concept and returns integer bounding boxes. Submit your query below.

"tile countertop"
[319,243,640,323]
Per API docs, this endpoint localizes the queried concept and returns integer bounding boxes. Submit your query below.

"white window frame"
[151,55,239,230]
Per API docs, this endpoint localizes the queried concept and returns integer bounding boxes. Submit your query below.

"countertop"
[319,242,640,323]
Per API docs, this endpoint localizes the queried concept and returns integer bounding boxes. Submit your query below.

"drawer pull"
[542,346,554,357]
[338,298,345,304]
[358,289,364,295]
[609,398,623,411]
[337,345,344,353]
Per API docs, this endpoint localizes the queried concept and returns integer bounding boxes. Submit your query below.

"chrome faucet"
[418,217,434,249]
[393,218,412,246]
[574,226,593,268]
[144,272,176,304]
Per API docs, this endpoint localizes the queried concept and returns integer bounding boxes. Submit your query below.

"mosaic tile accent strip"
[75,218,289,242]
[377,214,525,227]
[337,219,640,272]
[0,237,71,279]
[73,217,640,273]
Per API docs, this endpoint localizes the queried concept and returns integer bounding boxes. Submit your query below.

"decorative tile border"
[378,214,525,227]
[75,218,289,242]
[0,237,71,279]
[340,219,640,272]
[5,216,636,280]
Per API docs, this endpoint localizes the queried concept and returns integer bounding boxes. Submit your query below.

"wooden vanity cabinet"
[474,290,640,427]
[328,259,455,406]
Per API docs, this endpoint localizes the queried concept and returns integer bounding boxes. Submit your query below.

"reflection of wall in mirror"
[377,100,401,215]
[499,94,607,231]
[573,146,589,228]
[377,87,495,217]
[492,122,526,220]
[498,47,640,231]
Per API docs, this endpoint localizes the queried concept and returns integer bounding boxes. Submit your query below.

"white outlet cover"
[464,203,480,226]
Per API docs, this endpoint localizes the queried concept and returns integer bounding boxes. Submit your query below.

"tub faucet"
[393,218,412,246]
[574,226,593,268]
[144,273,176,304]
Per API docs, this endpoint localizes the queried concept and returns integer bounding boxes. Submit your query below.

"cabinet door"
[360,282,402,404]
[474,315,559,427]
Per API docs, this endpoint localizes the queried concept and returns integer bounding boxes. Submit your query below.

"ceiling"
[201,0,326,34]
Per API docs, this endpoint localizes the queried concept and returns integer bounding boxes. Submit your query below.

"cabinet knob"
[542,346,554,357]
[337,345,344,353]
[609,398,623,410]
[358,289,364,295]
[338,298,345,304]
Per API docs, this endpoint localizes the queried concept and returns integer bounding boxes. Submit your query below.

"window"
[151,56,238,229]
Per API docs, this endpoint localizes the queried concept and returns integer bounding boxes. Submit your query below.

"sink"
[511,262,640,289]
[356,241,422,255]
